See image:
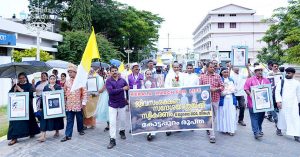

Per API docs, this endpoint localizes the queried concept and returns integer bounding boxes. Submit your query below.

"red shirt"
[199,73,224,102]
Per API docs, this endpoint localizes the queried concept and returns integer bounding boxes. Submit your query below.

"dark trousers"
[65,111,84,137]
[236,96,245,122]
[249,108,265,135]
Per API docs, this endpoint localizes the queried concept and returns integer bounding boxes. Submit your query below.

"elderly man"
[244,66,270,140]
[199,62,224,143]
[61,64,88,142]
[164,62,184,88]
[275,67,300,142]
[164,62,185,136]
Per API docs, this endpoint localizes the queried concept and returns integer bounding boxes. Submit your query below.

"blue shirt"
[106,77,128,108]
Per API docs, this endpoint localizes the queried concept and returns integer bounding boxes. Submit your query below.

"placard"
[42,90,66,119]
[251,84,274,113]
[7,92,29,121]
[231,46,248,67]
[87,77,98,93]
[129,85,213,135]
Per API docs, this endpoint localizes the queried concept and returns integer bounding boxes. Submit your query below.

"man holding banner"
[164,62,184,136]
[106,66,129,149]
[199,62,224,143]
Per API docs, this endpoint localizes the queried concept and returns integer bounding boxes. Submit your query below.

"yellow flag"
[118,62,125,73]
[71,27,100,91]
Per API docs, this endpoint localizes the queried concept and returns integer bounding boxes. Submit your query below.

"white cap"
[131,62,139,69]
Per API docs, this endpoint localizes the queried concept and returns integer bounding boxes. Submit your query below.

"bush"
[12,48,54,62]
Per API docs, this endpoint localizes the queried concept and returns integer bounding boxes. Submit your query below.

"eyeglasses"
[18,77,25,79]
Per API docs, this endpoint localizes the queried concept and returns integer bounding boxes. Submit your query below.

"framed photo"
[251,84,274,113]
[87,77,98,93]
[231,46,248,67]
[267,77,275,88]
[42,90,66,119]
[7,92,29,121]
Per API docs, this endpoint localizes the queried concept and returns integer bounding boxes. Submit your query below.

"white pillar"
[36,30,40,61]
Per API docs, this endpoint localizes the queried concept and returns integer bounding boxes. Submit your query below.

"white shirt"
[231,70,247,96]
[164,70,184,88]
[182,73,199,87]
[275,78,300,136]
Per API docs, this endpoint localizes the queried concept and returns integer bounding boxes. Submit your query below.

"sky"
[0,0,289,53]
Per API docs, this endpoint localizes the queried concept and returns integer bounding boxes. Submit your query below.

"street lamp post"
[24,0,56,61]
[125,48,134,64]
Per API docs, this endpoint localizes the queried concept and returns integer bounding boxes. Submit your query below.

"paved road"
[0,110,299,157]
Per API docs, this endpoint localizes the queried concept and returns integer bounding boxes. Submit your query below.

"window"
[218,14,225,17]
[230,14,236,16]
[218,23,224,28]
[230,23,236,28]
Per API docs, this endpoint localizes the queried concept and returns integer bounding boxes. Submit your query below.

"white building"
[193,4,271,63]
[0,17,63,106]
[0,17,63,57]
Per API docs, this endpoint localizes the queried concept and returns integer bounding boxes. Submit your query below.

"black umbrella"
[0,61,52,78]
[91,62,110,69]
[24,61,53,71]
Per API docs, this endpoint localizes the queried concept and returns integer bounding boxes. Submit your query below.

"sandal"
[53,133,59,138]
[8,139,17,146]
[37,138,46,142]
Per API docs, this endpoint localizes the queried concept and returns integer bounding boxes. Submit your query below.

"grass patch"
[0,105,8,137]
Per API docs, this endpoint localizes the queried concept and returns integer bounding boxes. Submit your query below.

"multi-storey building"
[193,4,271,63]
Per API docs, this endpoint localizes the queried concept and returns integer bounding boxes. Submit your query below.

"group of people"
[6,59,300,150]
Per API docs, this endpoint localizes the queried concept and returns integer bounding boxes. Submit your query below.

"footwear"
[276,129,283,136]
[8,139,17,146]
[166,132,172,136]
[37,138,46,143]
[259,132,264,136]
[254,133,263,139]
[206,130,210,136]
[267,117,274,122]
[104,126,109,132]
[107,138,116,149]
[238,121,246,126]
[79,131,85,135]
[90,126,95,129]
[228,133,234,136]
[294,136,300,143]
[83,126,87,130]
[60,136,71,142]
[129,130,131,133]
[147,134,153,141]
[53,132,59,138]
[209,137,216,143]
[119,130,126,139]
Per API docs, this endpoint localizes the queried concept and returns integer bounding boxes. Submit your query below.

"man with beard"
[199,62,224,143]
[106,66,129,149]
[275,67,300,142]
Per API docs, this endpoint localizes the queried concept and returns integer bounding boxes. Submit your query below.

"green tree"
[70,0,92,31]
[91,1,163,62]
[12,48,54,62]
[258,0,300,64]
[57,30,121,64]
